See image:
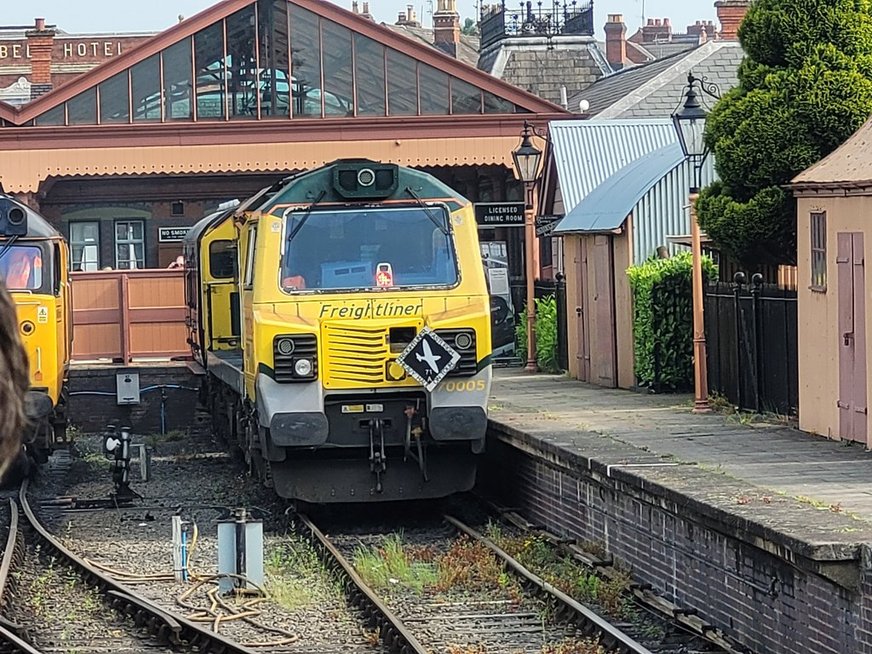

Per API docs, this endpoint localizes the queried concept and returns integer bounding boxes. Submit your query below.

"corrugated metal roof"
[549,118,677,213]
[555,143,685,234]
[633,155,716,261]
[548,117,718,262]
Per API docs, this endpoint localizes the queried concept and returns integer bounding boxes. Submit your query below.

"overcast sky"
[4,1,717,39]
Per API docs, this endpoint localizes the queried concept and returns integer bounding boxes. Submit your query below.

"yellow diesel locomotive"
[0,196,71,451]
[185,160,492,503]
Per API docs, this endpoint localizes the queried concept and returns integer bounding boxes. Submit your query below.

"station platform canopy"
[0,0,566,194]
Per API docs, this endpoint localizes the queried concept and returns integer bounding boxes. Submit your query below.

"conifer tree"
[697,0,872,266]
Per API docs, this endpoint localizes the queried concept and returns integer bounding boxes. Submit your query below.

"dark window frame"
[810,211,826,292]
[114,219,147,270]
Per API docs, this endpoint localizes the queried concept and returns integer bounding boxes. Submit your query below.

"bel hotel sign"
[0,40,125,61]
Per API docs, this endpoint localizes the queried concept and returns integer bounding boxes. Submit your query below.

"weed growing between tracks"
[352,533,523,597]
[485,524,633,619]
[266,533,343,610]
[445,638,608,653]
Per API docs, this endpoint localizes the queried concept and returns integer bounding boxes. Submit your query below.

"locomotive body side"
[189,161,492,503]
[0,198,71,449]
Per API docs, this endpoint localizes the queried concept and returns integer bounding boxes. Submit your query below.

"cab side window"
[209,240,236,279]
[243,227,257,289]
[53,244,62,295]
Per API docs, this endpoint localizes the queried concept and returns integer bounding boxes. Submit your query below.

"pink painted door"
[575,238,591,382]
[838,232,867,444]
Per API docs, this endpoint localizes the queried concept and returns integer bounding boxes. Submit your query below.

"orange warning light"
[376,269,393,287]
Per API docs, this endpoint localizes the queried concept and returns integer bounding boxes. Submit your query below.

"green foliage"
[515,294,561,373]
[627,252,717,391]
[698,0,872,267]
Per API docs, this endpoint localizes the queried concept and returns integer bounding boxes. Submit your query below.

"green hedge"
[627,252,716,391]
[515,294,561,373]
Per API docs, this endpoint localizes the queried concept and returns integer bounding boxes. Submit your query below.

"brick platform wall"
[481,439,872,654]
[69,366,202,436]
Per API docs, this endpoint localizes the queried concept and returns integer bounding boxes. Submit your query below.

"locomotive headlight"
[294,358,313,377]
[357,168,376,187]
[454,332,473,350]
[276,338,295,356]
[20,321,35,336]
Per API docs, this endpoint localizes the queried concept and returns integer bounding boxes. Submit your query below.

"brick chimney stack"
[27,17,56,100]
[639,17,672,44]
[604,14,628,70]
[715,0,751,40]
[433,0,460,58]
[396,4,421,27]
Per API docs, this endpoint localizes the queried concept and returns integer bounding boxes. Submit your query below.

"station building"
[0,0,566,310]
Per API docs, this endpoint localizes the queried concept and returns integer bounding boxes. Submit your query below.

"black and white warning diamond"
[396,327,461,392]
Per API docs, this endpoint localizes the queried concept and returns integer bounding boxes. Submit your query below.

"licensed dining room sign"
[473,202,525,227]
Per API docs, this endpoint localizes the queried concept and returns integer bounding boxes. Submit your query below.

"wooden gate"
[837,232,867,444]
[71,269,189,363]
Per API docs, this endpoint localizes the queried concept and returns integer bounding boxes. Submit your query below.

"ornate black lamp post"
[672,72,719,412]
[512,121,544,372]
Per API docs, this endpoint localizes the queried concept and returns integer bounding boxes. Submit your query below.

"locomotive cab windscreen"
[281,205,457,293]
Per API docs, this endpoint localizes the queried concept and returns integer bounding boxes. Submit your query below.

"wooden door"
[838,232,867,444]
[592,235,617,388]
[575,238,591,382]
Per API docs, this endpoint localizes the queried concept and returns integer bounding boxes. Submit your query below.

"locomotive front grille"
[322,323,389,386]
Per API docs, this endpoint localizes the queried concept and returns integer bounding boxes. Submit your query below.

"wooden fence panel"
[71,269,189,363]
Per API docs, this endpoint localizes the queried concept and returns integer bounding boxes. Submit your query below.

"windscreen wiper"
[0,235,19,263]
[287,190,327,243]
[404,187,449,235]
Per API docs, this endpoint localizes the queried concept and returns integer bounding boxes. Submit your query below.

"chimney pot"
[34,17,45,31]
[664,17,670,26]
[647,18,654,25]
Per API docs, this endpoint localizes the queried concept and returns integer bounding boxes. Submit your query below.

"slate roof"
[384,24,480,67]
[570,40,744,119]
[479,37,609,106]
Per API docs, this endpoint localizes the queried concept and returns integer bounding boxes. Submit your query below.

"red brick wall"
[482,439,872,654]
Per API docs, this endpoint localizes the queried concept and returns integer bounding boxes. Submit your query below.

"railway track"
[298,511,667,654]
[0,478,260,654]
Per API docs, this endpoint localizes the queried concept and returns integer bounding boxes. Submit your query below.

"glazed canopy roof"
[0,0,564,127]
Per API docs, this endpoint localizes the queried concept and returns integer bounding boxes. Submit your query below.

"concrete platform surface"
[488,371,872,564]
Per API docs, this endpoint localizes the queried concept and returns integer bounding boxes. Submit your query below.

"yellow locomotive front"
[0,197,71,451]
[190,160,492,503]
